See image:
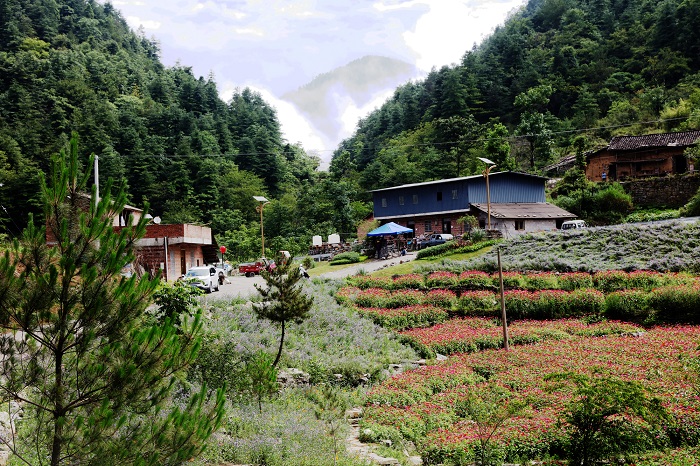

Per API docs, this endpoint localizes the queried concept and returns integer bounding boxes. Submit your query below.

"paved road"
[203,252,418,301]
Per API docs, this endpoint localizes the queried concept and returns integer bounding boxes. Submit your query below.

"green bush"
[329,251,361,265]
[558,272,594,290]
[523,272,559,290]
[456,291,499,315]
[649,285,700,323]
[604,289,652,321]
[680,187,700,216]
[593,270,631,292]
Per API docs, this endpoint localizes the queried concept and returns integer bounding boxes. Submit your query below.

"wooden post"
[498,248,509,350]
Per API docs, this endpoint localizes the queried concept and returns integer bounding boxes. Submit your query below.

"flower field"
[345,269,694,292]
[337,268,700,464]
[362,326,700,464]
[399,317,643,357]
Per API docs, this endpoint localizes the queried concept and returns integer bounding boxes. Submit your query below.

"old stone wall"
[620,173,700,208]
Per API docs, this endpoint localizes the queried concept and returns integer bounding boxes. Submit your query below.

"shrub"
[459,271,494,289]
[426,271,460,289]
[384,289,425,308]
[423,289,457,309]
[469,228,487,243]
[549,374,669,466]
[558,272,594,291]
[356,305,449,330]
[593,270,631,292]
[353,288,391,308]
[604,289,652,321]
[590,182,634,222]
[649,284,700,323]
[504,289,603,320]
[346,275,392,290]
[456,291,499,315]
[493,272,524,289]
[627,270,665,290]
[329,251,360,265]
[523,272,559,290]
[680,186,700,216]
[391,273,425,290]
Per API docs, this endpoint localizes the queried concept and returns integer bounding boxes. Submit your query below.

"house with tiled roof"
[585,130,700,181]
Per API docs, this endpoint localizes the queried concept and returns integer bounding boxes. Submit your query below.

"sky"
[108,0,527,164]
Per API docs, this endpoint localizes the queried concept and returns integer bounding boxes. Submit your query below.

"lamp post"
[477,157,497,231]
[253,196,270,258]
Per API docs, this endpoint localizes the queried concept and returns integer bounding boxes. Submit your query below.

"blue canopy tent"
[366,222,413,237]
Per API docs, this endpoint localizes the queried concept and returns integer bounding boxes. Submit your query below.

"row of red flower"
[361,325,700,464]
[338,282,700,324]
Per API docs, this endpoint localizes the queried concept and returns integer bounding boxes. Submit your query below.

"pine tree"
[254,261,314,367]
[0,133,224,465]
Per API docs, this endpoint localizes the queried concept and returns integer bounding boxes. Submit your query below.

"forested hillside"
[330,0,700,192]
[0,0,367,259]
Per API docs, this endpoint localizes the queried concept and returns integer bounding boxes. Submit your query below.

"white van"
[561,220,587,230]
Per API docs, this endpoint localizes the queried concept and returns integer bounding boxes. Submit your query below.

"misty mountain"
[281,55,419,146]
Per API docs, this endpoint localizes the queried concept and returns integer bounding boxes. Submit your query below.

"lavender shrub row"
[422,221,700,274]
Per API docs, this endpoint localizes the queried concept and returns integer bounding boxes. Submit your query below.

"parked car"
[238,257,276,277]
[421,233,455,249]
[183,265,222,293]
[561,220,587,230]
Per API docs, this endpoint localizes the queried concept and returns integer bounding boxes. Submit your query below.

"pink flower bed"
[363,325,700,463]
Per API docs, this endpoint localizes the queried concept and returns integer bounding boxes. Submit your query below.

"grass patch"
[304,256,369,277]
[370,247,494,278]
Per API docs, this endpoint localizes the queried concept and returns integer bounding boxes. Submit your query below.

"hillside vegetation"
[0,0,364,261]
[331,0,700,193]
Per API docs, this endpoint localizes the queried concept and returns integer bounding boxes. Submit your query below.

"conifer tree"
[0,133,224,466]
[254,261,314,367]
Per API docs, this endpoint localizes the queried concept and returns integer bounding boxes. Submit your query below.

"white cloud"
[404,0,525,71]
[126,16,161,30]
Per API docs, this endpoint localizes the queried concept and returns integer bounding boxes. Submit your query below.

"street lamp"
[253,196,270,258]
[477,157,497,231]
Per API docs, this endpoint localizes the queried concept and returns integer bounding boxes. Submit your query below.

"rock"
[381,439,392,447]
[346,407,363,419]
[406,456,423,465]
[436,353,448,361]
[276,368,310,387]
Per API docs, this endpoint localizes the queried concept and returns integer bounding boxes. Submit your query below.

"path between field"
[206,252,418,301]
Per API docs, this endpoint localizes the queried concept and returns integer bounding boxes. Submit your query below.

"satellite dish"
[144,213,153,220]
[153,216,161,224]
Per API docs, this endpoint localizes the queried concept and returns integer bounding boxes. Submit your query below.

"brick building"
[47,193,219,281]
[585,130,700,182]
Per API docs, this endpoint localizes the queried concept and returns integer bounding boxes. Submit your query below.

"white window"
[452,189,458,200]
[412,194,418,204]
[381,198,387,207]
[399,196,404,205]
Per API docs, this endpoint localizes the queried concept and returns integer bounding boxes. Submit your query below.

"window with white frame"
[412,194,418,204]
[452,189,458,200]
[424,221,433,232]
[381,198,387,208]
[399,196,404,205]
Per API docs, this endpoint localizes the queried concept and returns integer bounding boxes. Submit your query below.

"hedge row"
[346,269,696,293]
[338,283,700,324]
